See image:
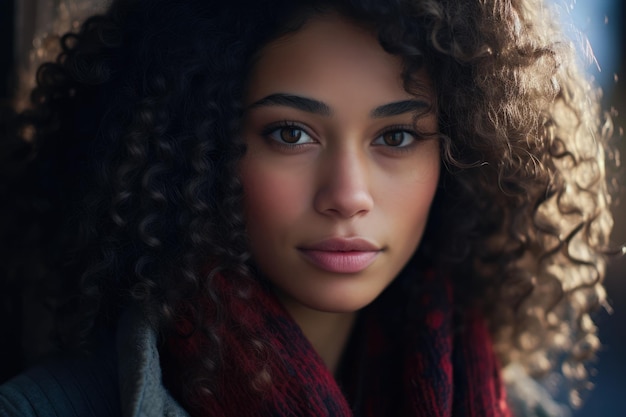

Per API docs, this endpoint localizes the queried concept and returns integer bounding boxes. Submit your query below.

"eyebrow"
[248,94,331,116]
[370,99,429,118]
[247,93,430,118]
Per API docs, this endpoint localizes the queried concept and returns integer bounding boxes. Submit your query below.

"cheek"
[406,159,440,222]
[378,149,440,248]
[403,178,438,234]
[239,158,310,235]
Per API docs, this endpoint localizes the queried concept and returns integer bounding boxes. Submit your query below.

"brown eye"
[383,131,404,146]
[265,123,315,146]
[373,130,415,148]
[280,128,302,143]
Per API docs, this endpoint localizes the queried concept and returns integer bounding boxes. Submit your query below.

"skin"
[239,13,440,373]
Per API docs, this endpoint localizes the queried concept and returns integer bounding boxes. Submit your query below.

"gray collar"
[116,307,190,417]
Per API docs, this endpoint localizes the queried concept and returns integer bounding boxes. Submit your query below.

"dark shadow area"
[0,0,14,100]
[0,0,20,384]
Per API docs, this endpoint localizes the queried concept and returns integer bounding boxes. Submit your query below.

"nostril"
[313,190,374,218]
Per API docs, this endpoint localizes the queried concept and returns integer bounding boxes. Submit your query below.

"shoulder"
[0,343,120,417]
[0,308,189,417]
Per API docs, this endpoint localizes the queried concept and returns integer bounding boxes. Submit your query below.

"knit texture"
[162,269,511,417]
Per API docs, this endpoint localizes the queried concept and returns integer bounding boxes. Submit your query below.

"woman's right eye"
[264,125,315,145]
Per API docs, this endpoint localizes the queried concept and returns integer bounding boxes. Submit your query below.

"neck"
[279,297,356,375]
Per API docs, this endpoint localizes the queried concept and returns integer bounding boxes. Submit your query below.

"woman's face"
[239,14,440,314]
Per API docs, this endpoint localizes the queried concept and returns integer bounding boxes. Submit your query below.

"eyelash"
[374,125,421,155]
[260,121,422,154]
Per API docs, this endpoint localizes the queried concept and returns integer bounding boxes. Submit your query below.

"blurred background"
[0,0,624,415]
[563,1,626,416]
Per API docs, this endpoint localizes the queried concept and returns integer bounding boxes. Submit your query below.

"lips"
[298,237,382,273]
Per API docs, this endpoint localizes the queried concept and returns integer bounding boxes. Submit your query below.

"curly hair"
[0,0,615,408]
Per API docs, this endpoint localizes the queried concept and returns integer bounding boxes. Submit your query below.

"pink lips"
[298,237,381,273]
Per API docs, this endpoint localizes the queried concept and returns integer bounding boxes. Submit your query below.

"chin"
[296,286,384,314]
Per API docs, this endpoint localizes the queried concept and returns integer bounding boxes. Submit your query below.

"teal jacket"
[0,307,189,417]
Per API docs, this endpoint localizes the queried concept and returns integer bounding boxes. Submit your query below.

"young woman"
[0,0,615,416]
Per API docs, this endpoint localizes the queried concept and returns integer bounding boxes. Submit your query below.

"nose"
[313,147,374,218]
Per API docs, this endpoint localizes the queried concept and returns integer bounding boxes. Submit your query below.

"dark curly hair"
[0,0,615,408]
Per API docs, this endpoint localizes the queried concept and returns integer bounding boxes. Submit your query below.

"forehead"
[245,13,429,106]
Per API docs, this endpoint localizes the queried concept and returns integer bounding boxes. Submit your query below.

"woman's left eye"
[372,130,416,147]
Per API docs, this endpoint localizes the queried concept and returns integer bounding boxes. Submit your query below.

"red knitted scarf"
[162,269,511,417]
